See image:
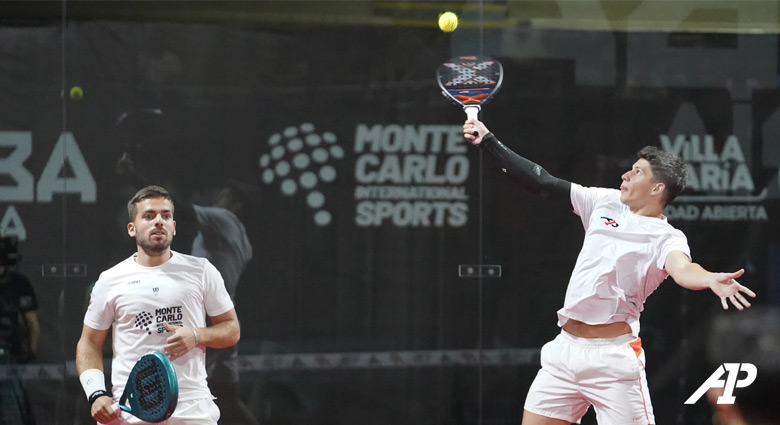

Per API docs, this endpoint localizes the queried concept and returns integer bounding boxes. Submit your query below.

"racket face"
[121,351,179,423]
[436,56,503,107]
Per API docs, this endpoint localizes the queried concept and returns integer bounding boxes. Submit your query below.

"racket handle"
[111,402,129,414]
[464,105,480,122]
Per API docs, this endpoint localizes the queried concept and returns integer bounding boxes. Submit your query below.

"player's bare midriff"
[562,319,632,338]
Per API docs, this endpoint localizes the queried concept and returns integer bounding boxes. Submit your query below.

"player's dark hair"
[127,185,174,221]
[637,146,687,205]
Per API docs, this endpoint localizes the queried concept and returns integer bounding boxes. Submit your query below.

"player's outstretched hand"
[463,119,490,146]
[708,269,756,310]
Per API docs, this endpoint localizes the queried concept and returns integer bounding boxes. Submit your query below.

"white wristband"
[192,328,199,345]
[79,368,107,400]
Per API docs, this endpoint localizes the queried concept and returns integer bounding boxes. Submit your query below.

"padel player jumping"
[463,119,756,425]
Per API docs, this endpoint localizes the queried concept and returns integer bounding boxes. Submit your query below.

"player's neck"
[134,249,173,267]
[629,203,664,219]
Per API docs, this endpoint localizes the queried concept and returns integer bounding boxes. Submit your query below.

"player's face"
[619,159,662,209]
[127,197,176,253]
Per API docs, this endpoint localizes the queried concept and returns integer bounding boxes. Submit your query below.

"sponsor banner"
[663,133,771,222]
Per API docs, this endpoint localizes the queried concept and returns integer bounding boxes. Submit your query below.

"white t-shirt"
[84,251,234,401]
[557,184,691,336]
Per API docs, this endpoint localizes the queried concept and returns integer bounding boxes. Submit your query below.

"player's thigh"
[587,375,654,425]
[169,399,221,425]
[107,400,221,425]
[583,343,654,424]
[521,409,571,425]
[524,336,590,423]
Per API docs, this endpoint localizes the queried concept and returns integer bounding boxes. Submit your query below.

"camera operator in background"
[0,231,40,424]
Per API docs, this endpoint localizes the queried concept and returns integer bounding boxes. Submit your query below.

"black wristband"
[88,389,111,405]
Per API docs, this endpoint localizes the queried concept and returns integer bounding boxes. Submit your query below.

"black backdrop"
[1,16,779,425]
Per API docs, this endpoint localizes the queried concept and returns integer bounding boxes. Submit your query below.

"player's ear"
[172,220,176,236]
[127,222,136,237]
[651,182,665,196]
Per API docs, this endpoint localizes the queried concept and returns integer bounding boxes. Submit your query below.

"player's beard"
[136,233,172,254]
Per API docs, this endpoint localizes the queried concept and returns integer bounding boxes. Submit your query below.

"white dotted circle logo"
[258,123,341,226]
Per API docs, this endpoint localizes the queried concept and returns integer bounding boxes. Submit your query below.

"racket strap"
[88,389,112,405]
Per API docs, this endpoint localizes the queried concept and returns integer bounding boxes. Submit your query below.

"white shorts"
[524,331,654,425]
[104,398,221,425]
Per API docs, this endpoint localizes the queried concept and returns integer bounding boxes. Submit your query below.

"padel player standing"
[462,119,756,425]
[76,185,241,425]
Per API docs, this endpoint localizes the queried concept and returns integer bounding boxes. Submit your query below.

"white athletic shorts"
[524,330,655,425]
[103,398,221,425]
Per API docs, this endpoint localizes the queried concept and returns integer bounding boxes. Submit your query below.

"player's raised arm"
[463,119,571,199]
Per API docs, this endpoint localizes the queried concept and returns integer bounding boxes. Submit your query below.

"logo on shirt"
[600,216,619,227]
[134,311,154,335]
[134,306,185,335]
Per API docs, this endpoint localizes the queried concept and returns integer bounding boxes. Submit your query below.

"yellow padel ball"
[70,86,83,100]
[438,12,459,33]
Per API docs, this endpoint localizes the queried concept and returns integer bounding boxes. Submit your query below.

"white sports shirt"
[557,184,691,337]
[84,251,235,401]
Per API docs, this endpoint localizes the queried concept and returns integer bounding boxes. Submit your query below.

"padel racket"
[112,351,178,423]
[436,55,504,121]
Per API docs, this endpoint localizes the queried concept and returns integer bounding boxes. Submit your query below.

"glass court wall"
[1,2,779,424]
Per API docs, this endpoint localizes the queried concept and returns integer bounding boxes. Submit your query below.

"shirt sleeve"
[83,278,113,330]
[202,259,235,317]
[570,184,616,231]
[658,229,692,270]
